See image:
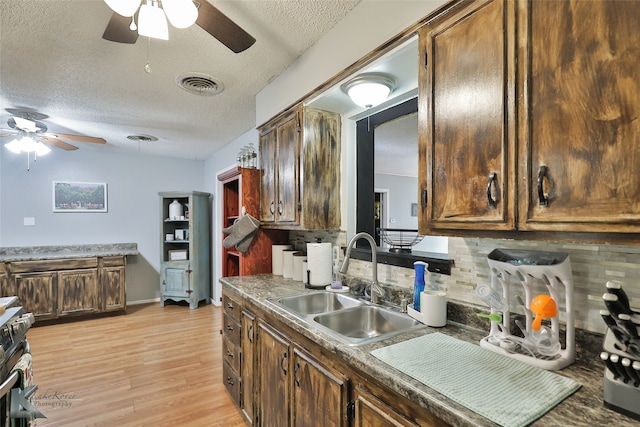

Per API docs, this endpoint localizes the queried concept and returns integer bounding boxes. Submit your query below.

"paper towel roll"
[282,249,297,279]
[272,245,292,275]
[293,253,307,282]
[306,242,333,286]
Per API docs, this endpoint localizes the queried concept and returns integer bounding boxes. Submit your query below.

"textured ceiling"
[0,0,361,160]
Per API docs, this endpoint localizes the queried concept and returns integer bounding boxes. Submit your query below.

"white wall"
[0,147,205,302]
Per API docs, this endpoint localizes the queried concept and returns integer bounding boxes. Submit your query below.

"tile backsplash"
[290,231,640,334]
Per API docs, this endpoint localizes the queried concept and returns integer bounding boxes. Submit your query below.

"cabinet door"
[160,262,190,296]
[13,271,57,320]
[259,127,277,223]
[518,0,640,232]
[418,0,516,232]
[258,320,290,427]
[102,266,125,311]
[241,310,256,424]
[291,346,348,427]
[58,269,99,316]
[352,387,419,427]
[275,110,301,224]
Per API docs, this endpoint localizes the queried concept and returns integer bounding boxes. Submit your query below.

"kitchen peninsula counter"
[221,274,637,427]
[0,243,138,261]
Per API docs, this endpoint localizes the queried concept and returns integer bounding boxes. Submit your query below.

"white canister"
[271,244,292,275]
[293,253,307,282]
[169,200,183,220]
[282,249,297,279]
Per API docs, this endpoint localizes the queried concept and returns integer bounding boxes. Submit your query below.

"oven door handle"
[0,370,20,400]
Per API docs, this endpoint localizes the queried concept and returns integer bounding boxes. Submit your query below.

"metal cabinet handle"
[421,189,428,208]
[226,302,234,310]
[226,350,234,358]
[247,325,254,343]
[270,201,275,214]
[294,362,301,387]
[487,172,498,208]
[226,376,234,386]
[226,324,234,332]
[280,352,288,374]
[277,201,283,215]
[537,166,549,207]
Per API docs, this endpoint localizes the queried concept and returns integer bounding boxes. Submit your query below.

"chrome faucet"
[339,232,384,304]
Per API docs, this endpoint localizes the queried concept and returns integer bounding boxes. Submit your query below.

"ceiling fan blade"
[40,136,79,151]
[47,133,106,144]
[196,1,255,53]
[0,131,17,137]
[103,12,139,44]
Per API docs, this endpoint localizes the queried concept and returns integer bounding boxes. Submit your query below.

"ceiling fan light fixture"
[104,0,141,18]
[162,0,198,29]
[4,136,51,156]
[138,1,169,40]
[342,73,395,109]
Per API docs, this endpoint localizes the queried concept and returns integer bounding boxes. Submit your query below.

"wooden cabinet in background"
[258,105,341,230]
[217,167,286,278]
[419,0,640,238]
[0,255,127,321]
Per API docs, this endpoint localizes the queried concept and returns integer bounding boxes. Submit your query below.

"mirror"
[306,35,448,257]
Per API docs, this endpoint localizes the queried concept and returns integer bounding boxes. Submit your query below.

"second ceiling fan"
[102,0,256,54]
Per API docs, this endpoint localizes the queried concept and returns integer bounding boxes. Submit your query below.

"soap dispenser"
[413,261,428,311]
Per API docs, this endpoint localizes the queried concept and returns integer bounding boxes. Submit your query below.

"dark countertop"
[220,274,639,427]
[0,243,138,262]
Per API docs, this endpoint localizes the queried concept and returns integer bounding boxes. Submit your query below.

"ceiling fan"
[0,109,106,152]
[102,0,256,54]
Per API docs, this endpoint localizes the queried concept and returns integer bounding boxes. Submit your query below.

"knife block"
[479,248,575,370]
[602,323,640,419]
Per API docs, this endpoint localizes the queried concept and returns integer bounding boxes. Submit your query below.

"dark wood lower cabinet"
[222,288,447,427]
[257,320,291,427]
[353,386,419,427]
[291,345,349,427]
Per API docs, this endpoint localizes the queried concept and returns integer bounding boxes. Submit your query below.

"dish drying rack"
[479,248,575,370]
[377,228,424,253]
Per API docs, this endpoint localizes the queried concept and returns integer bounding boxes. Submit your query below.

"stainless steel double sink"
[268,291,423,345]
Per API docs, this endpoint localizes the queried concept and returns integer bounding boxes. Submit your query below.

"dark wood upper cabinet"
[258,105,341,230]
[518,0,640,232]
[419,0,516,231]
[419,0,640,238]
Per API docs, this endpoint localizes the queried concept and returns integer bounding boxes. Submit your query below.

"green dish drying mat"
[370,333,581,427]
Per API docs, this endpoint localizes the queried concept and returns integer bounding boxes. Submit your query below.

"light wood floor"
[25,302,247,427]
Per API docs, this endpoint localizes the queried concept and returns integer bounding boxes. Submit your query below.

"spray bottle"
[413,261,428,311]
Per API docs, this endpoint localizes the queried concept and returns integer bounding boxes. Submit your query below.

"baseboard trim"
[127,297,161,306]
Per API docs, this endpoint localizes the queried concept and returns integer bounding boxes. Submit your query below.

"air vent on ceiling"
[127,134,158,142]
[176,73,224,96]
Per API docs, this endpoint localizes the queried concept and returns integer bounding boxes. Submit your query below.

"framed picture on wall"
[53,181,108,212]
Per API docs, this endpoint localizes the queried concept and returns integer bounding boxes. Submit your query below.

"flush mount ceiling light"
[104,0,198,41]
[342,73,395,109]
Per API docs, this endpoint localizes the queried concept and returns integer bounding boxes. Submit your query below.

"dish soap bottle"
[413,261,428,311]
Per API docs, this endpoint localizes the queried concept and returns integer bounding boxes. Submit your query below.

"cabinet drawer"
[223,313,242,347]
[10,258,98,273]
[223,293,241,321]
[223,336,241,374]
[102,256,125,267]
[223,360,241,405]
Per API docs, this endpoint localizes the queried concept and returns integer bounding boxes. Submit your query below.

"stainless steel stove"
[0,297,36,427]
